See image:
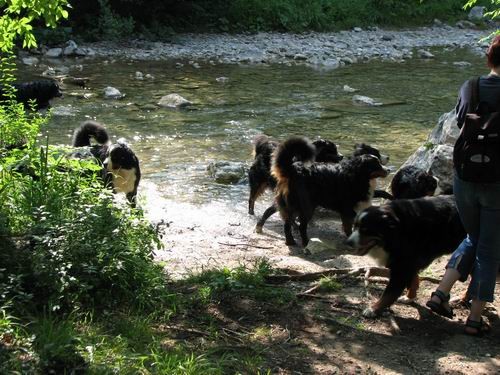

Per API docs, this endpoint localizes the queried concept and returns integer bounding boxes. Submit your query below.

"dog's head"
[50,81,63,98]
[419,171,439,197]
[346,206,399,255]
[107,140,137,170]
[313,139,343,163]
[354,154,390,179]
[353,143,389,165]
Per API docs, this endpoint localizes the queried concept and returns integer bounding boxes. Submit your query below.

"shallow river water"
[20,50,486,203]
[18,48,486,255]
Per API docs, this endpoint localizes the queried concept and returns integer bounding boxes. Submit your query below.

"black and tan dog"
[346,195,465,317]
[72,121,141,207]
[248,135,343,216]
[353,143,389,165]
[272,137,389,246]
[0,80,62,109]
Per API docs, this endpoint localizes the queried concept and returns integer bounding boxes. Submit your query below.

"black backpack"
[453,77,500,183]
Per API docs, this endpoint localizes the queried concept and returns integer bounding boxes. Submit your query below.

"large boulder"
[398,109,458,193]
[207,161,246,184]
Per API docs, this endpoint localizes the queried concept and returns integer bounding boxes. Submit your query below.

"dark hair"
[487,35,500,68]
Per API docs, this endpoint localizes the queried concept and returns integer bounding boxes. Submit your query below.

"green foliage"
[32,313,85,372]
[0,0,69,51]
[92,0,135,41]
[185,259,294,305]
[68,0,470,36]
[318,276,343,293]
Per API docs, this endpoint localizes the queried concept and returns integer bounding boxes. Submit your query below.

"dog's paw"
[397,296,416,305]
[362,307,379,318]
[254,225,263,234]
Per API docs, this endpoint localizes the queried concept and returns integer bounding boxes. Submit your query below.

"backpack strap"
[469,76,481,113]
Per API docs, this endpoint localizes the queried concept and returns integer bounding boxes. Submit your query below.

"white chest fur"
[367,246,389,267]
[107,166,137,194]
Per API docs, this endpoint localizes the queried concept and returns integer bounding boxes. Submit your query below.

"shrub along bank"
[39,0,489,43]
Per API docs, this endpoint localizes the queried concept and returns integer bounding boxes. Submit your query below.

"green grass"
[184,259,295,306]
[318,276,343,293]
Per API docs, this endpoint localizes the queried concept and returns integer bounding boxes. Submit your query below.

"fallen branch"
[266,267,442,284]
[299,283,321,295]
[164,326,210,337]
[217,242,274,249]
[266,267,371,283]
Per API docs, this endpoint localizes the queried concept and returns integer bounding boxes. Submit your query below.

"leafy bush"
[67,0,470,35]
[0,52,169,313]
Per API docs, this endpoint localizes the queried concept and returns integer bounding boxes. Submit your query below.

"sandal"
[464,318,491,337]
[426,290,454,319]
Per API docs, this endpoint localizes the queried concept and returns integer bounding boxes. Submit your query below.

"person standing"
[426,35,500,336]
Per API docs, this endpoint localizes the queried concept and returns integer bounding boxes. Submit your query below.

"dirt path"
[143,182,500,374]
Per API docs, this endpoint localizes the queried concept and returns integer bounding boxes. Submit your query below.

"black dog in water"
[248,134,343,216]
[346,195,465,317]
[0,80,62,109]
[72,121,141,207]
[272,137,389,246]
[254,139,390,233]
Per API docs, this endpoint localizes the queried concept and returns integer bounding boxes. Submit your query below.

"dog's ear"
[381,208,399,229]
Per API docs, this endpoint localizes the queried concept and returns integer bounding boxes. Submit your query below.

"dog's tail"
[272,137,315,194]
[72,120,109,147]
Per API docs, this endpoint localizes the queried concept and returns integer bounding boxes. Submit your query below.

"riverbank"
[71,24,493,67]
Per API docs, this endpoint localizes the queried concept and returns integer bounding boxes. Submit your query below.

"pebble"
[70,25,492,67]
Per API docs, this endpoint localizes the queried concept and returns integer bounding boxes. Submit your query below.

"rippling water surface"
[20,48,485,210]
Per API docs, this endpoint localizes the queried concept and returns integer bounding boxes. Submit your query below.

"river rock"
[74,47,95,57]
[207,161,246,184]
[103,86,124,99]
[352,95,382,106]
[418,49,434,59]
[216,76,229,84]
[343,85,358,93]
[157,94,192,108]
[428,110,460,145]
[63,40,78,56]
[42,67,56,76]
[468,6,486,22]
[45,48,63,58]
[294,53,308,61]
[22,56,38,66]
[453,61,472,67]
[456,20,476,29]
[135,71,144,80]
[398,110,458,193]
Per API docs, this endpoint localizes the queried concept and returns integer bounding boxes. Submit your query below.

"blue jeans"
[446,175,500,302]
